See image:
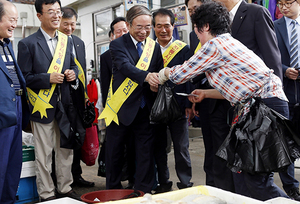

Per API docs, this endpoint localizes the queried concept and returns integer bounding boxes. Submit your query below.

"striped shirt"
[0,39,20,91]
[169,33,287,104]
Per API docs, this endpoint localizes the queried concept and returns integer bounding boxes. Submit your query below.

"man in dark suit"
[102,5,163,193]
[59,6,94,188]
[100,17,128,107]
[185,0,216,189]
[213,0,287,200]
[152,8,193,193]
[0,1,30,203]
[17,0,80,201]
[274,0,300,200]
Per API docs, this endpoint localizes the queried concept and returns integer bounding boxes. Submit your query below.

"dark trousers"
[72,149,82,180]
[209,99,235,192]
[0,96,23,204]
[197,99,215,186]
[154,117,192,185]
[106,107,155,193]
[278,104,299,193]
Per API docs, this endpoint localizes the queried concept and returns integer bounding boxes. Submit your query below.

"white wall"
[12,3,40,56]
[70,0,122,82]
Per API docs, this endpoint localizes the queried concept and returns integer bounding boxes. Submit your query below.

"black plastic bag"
[83,100,96,128]
[216,98,300,174]
[149,83,182,124]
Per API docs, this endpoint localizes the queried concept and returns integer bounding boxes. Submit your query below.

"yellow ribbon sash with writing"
[194,42,201,54]
[74,57,88,99]
[163,40,187,67]
[27,31,68,119]
[99,37,155,126]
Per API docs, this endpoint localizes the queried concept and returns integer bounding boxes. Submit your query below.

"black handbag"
[149,83,182,124]
[83,100,96,128]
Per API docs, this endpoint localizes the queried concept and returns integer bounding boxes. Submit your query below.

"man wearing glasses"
[101,5,163,193]
[17,0,80,201]
[274,0,300,201]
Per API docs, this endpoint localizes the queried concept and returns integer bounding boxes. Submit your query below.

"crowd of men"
[0,0,300,203]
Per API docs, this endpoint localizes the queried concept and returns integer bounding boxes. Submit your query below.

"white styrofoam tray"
[101,185,265,204]
[43,197,86,204]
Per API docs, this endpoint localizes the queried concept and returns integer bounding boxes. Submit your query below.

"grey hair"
[126,5,151,25]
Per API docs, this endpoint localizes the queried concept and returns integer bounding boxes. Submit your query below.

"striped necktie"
[137,42,146,108]
[290,20,298,68]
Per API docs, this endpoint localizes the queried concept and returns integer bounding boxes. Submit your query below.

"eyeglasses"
[44,10,64,17]
[277,0,297,8]
[131,25,152,31]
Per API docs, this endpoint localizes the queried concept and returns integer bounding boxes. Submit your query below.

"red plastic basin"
[81,189,144,203]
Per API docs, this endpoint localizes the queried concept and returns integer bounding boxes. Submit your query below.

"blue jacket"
[0,39,29,129]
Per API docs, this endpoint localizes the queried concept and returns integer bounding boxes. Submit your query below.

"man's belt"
[15,89,23,96]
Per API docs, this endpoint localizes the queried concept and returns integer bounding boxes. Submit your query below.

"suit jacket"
[110,33,163,126]
[100,49,112,107]
[274,17,300,104]
[0,40,29,129]
[189,30,199,57]
[166,40,193,114]
[17,28,78,124]
[232,0,282,80]
[70,34,86,116]
[72,35,86,73]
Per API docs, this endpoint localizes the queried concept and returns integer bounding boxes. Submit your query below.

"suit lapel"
[124,33,139,63]
[277,18,289,51]
[36,29,53,62]
[231,1,247,37]
[72,35,79,59]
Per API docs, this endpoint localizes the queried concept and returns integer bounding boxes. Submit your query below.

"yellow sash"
[194,42,201,54]
[27,31,68,119]
[74,57,88,99]
[163,40,187,67]
[99,37,155,126]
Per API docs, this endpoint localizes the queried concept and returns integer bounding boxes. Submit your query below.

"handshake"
[145,67,169,90]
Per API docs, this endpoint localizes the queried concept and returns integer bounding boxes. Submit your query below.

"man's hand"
[64,69,76,82]
[50,72,64,84]
[145,72,160,88]
[286,68,299,80]
[185,108,194,122]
